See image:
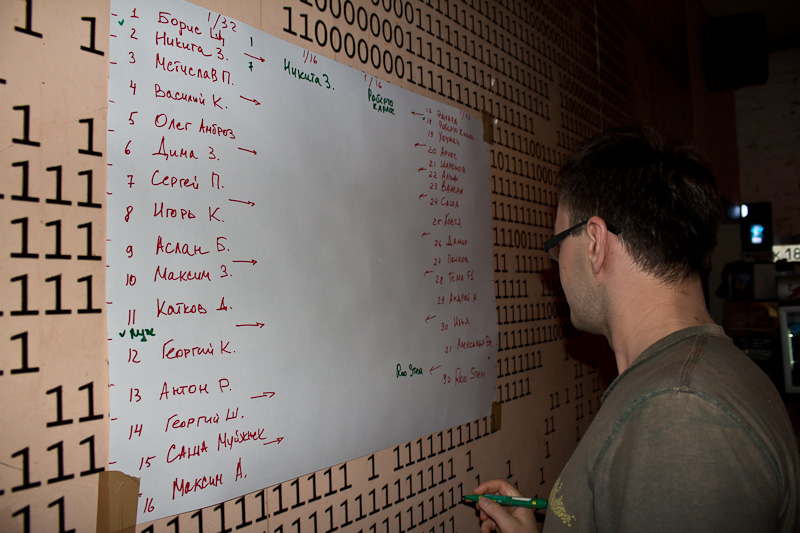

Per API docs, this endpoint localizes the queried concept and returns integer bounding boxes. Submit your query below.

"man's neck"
[605,273,714,374]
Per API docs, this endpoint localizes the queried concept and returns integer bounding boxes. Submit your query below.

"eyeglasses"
[544,219,619,261]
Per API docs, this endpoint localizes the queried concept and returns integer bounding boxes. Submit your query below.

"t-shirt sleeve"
[590,390,782,533]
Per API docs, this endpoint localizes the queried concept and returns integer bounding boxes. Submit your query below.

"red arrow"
[421,232,430,238]
[263,437,284,446]
[424,270,433,276]
[238,147,257,155]
[233,259,257,265]
[240,95,262,105]
[417,167,426,172]
[251,392,276,399]
[229,198,255,206]
[244,52,266,62]
[411,111,424,116]
[430,365,441,374]
[419,193,428,199]
[236,322,265,328]
[415,143,427,148]
[425,315,436,323]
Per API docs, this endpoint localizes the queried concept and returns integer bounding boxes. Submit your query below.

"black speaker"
[703,11,768,91]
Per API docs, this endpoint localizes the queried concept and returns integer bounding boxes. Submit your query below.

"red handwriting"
[154,83,206,106]
[151,169,199,189]
[154,201,196,219]
[440,160,466,173]
[244,52,265,63]
[456,336,494,350]
[161,338,214,359]
[442,367,487,386]
[157,11,202,36]
[453,315,470,327]
[440,148,458,160]
[156,236,208,256]
[441,181,464,195]
[158,378,228,401]
[154,54,232,84]
[217,428,271,451]
[172,473,223,500]
[446,235,468,246]
[199,118,236,139]
[156,299,207,318]
[447,292,477,304]
[152,135,199,161]
[165,412,220,432]
[159,381,210,399]
[235,458,246,481]
[166,440,209,463]
[154,266,211,283]
[155,31,212,57]
[235,322,264,328]
[155,112,192,131]
[302,50,317,64]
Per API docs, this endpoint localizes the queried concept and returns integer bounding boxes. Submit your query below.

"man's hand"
[472,479,541,533]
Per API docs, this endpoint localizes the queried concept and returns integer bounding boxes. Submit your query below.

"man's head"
[557,126,722,283]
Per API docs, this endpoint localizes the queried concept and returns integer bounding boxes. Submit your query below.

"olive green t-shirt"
[544,325,799,532]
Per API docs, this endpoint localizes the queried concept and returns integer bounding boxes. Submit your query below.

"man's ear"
[585,216,611,275]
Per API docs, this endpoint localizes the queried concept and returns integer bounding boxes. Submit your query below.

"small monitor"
[778,305,800,394]
[750,223,764,244]
[740,202,772,256]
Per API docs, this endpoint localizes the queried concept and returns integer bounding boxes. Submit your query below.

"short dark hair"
[557,126,721,282]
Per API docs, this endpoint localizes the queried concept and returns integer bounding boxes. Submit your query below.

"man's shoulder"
[614,324,767,399]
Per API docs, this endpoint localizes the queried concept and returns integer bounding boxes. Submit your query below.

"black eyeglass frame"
[544,219,619,261]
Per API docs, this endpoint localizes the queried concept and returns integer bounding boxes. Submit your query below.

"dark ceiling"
[699,0,800,50]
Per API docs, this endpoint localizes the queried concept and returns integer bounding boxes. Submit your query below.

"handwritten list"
[107,0,495,521]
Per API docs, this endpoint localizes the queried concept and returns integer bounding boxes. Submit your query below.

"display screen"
[781,308,800,393]
[750,223,765,244]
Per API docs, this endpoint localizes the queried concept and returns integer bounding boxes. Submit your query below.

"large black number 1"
[15,0,43,38]
[80,17,104,55]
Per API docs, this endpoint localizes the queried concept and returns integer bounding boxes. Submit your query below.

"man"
[474,126,800,532]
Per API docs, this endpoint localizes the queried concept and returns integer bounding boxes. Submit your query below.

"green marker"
[464,494,548,509]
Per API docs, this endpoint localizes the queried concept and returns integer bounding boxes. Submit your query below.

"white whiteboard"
[107,0,496,522]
